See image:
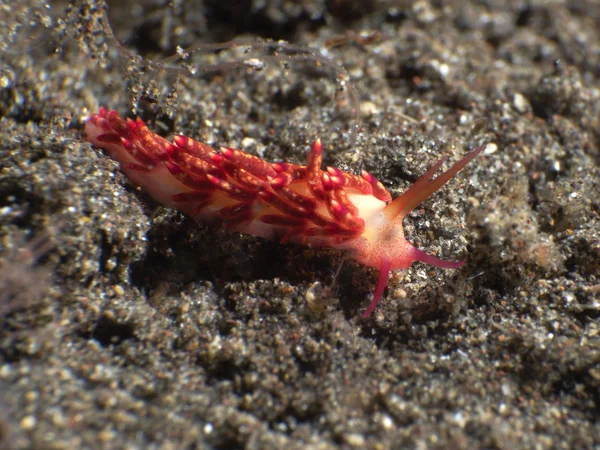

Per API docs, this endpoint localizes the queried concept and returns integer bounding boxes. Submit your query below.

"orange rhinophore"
[86,108,484,317]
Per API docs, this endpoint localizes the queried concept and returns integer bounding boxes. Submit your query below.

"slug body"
[86,108,483,317]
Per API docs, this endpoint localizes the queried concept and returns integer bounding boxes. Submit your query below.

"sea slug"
[86,108,484,317]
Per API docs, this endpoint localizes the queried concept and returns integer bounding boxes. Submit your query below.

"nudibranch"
[85,108,484,317]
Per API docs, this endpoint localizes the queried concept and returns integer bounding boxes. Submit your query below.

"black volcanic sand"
[1,1,599,449]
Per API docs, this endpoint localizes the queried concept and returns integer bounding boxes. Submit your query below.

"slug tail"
[384,145,485,221]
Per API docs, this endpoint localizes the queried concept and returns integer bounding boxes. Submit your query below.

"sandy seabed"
[1,1,599,449]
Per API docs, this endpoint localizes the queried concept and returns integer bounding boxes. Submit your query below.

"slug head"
[349,145,485,317]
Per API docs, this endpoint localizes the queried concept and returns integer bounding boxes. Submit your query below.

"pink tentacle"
[412,247,465,269]
[362,257,392,318]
